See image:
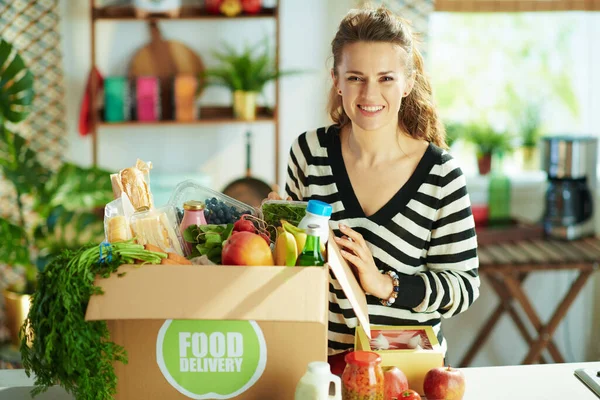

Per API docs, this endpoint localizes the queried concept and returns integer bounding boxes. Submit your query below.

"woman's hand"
[334,224,393,300]
[264,191,292,202]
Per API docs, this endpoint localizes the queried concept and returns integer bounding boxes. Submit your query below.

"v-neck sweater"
[285,125,480,355]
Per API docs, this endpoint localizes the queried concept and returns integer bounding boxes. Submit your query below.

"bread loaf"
[111,159,153,211]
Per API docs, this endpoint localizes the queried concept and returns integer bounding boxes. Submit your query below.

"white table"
[0,362,598,399]
[461,361,600,400]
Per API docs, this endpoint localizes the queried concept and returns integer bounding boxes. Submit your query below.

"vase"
[477,153,492,175]
[3,290,31,346]
[233,90,258,121]
[520,145,540,171]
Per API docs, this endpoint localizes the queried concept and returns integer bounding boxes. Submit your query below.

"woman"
[270,5,479,373]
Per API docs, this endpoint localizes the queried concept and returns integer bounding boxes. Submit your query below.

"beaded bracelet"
[380,270,400,307]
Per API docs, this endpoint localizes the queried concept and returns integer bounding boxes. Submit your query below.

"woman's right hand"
[266,191,292,201]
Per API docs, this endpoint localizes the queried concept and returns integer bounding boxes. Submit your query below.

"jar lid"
[344,351,381,367]
[184,200,205,211]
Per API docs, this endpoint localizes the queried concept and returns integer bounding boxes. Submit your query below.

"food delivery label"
[157,320,267,399]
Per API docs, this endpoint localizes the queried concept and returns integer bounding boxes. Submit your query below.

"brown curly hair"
[327,5,447,149]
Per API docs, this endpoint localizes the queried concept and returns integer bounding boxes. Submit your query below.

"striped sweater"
[285,125,480,355]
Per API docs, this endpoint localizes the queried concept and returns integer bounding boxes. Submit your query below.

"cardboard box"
[355,325,444,395]
[85,232,371,399]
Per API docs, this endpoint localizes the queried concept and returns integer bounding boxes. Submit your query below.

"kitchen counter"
[461,361,600,400]
[0,361,598,399]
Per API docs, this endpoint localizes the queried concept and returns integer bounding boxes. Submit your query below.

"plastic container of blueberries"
[167,180,256,225]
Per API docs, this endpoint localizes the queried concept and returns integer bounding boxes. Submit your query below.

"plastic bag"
[110,159,154,211]
[104,194,135,243]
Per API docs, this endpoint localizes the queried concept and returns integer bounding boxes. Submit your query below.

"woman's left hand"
[334,224,393,299]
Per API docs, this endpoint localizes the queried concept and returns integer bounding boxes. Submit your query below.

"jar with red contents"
[341,351,384,400]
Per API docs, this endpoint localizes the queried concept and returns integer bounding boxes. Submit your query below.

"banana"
[274,227,298,266]
[281,220,306,256]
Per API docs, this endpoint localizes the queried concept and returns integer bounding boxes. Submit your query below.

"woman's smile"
[358,104,385,116]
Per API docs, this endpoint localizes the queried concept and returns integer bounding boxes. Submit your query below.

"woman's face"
[334,41,414,132]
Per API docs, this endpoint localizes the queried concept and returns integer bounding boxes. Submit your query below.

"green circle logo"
[156,320,267,399]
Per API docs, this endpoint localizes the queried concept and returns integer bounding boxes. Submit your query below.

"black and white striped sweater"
[285,125,480,355]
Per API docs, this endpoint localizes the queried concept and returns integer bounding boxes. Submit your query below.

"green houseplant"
[518,103,543,171]
[203,38,300,120]
[0,38,112,344]
[463,123,514,175]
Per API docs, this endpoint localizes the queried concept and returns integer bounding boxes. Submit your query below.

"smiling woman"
[268,4,481,375]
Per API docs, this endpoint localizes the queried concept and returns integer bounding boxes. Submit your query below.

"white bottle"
[295,361,341,400]
[298,200,333,245]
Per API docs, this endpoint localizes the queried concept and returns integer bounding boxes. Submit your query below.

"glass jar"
[341,351,384,400]
[180,200,207,253]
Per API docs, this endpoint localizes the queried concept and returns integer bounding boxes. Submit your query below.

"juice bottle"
[296,224,325,267]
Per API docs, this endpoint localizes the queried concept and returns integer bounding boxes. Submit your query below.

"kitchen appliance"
[542,136,598,240]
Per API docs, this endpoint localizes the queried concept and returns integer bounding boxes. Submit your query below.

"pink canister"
[136,76,160,121]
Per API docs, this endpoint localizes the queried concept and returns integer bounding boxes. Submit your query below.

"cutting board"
[128,21,205,120]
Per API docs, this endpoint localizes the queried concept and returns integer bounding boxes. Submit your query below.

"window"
[428,12,600,174]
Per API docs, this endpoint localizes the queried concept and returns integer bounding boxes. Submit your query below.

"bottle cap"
[306,223,320,237]
[306,200,332,217]
[183,200,205,211]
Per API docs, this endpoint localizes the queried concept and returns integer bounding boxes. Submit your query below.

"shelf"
[93,6,277,21]
[97,106,275,127]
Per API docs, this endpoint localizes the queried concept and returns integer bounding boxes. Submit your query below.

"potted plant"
[203,38,300,120]
[518,103,543,171]
[463,123,514,175]
[0,39,112,345]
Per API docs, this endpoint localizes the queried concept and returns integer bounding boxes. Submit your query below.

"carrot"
[167,252,192,265]
[161,258,179,265]
[144,244,164,253]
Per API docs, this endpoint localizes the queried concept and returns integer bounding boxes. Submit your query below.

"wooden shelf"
[93,6,277,21]
[97,106,275,127]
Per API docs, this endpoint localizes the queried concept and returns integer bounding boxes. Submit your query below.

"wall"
[60,0,333,194]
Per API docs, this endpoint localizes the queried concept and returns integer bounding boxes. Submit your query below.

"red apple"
[205,0,223,14]
[222,231,274,266]
[384,366,409,400]
[241,0,262,14]
[423,366,465,400]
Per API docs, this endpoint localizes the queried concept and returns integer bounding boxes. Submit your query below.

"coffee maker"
[542,136,597,240]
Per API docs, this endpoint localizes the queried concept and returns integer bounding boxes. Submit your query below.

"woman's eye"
[381,76,394,82]
[347,76,361,81]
